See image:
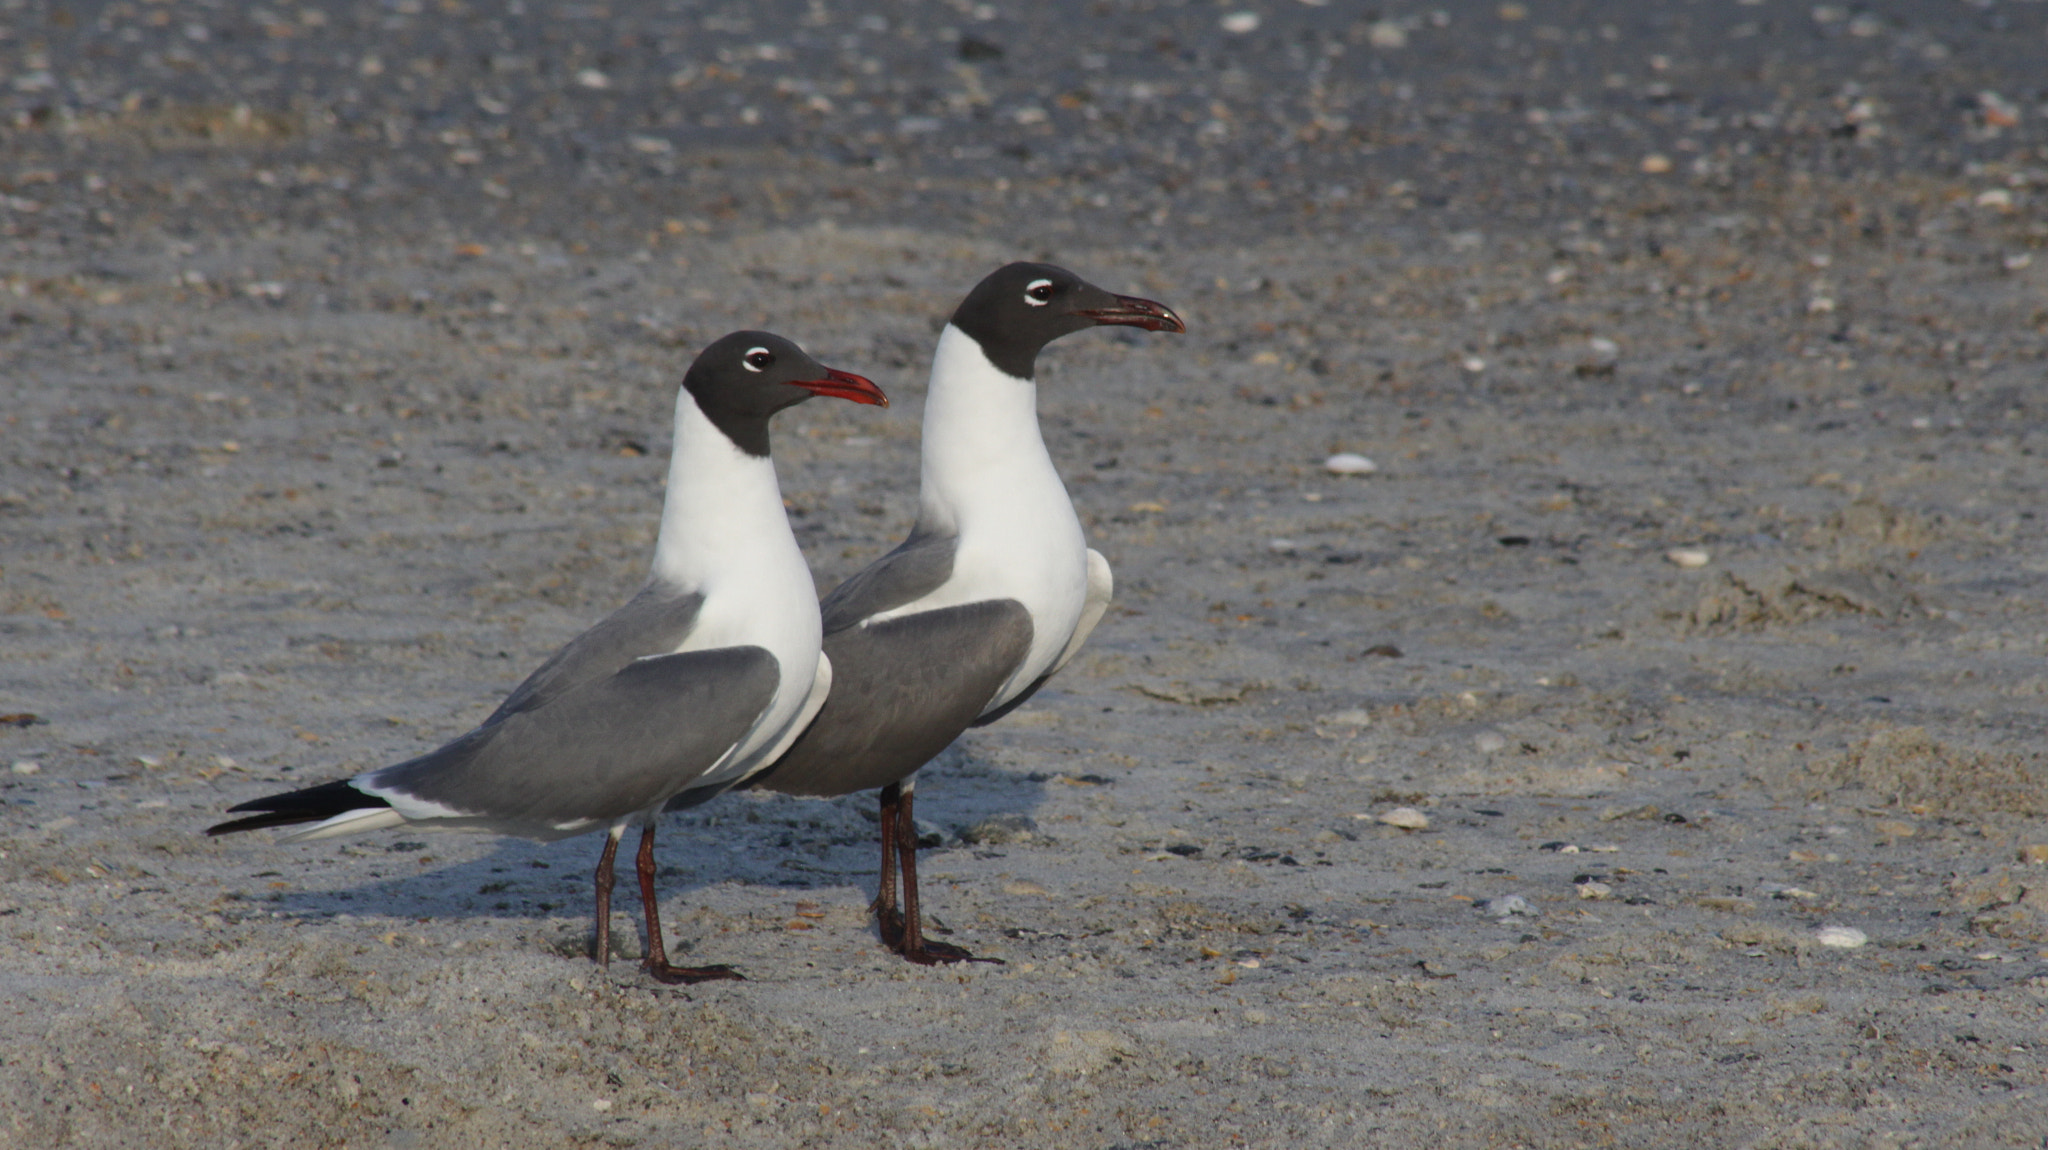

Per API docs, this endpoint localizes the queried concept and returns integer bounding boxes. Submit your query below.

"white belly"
[678,554,825,785]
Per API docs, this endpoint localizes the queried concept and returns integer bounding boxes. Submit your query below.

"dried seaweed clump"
[1805,726,2045,816]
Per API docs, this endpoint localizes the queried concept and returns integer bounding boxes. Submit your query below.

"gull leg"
[873,782,906,949]
[635,823,744,985]
[892,784,1001,967]
[591,825,623,968]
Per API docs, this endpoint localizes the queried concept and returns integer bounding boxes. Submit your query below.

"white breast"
[866,325,1091,702]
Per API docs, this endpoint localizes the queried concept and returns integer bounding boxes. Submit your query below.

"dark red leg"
[634,823,744,985]
[873,783,906,949]
[591,828,622,968]
[888,784,1001,967]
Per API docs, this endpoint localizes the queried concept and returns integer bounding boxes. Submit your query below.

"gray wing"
[368,645,779,827]
[485,582,704,724]
[818,529,958,634]
[747,600,1031,797]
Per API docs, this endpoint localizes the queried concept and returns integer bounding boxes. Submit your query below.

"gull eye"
[1023,279,1055,306]
[743,347,773,372]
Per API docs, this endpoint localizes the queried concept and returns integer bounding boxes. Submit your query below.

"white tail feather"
[277,807,409,843]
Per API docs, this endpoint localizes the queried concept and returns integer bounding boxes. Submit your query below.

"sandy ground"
[4,1,2047,1146]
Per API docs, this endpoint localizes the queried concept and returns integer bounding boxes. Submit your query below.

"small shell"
[1377,807,1430,831]
[1815,925,1868,949]
[1482,894,1535,918]
[1665,547,1711,569]
[1324,452,1378,476]
[1576,881,1613,900]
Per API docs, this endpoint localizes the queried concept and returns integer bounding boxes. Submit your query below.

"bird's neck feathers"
[651,390,801,588]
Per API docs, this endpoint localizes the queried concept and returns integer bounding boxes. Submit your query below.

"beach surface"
[4,2,2046,1145]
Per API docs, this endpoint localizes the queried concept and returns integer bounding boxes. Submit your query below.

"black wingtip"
[207,778,391,837]
[206,811,316,836]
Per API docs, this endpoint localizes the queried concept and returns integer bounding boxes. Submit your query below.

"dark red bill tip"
[1078,293,1186,334]
[794,367,888,407]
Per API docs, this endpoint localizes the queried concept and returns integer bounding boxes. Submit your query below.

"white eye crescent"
[743,347,773,372]
[1023,279,1054,306]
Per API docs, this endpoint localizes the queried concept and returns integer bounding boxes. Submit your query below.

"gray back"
[818,530,958,635]
[485,582,705,724]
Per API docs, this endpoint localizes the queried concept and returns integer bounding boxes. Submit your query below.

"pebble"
[1481,895,1535,918]
[1576,881,1613,900]
[2018,844,2048,865]
[10,760,41,775]
[1815,925,1868,949]
[1665,547,1711,569]
[1640,154,1673,174]
[1474,732,1507,754]
[1376,807,1430,831]
[1320,709,1373,727]
[1760,882,1820,901]
[1267,538,1298,553]
[1220,12,1261,33]
[1323,452,1378,476]
[961,814,1039,846]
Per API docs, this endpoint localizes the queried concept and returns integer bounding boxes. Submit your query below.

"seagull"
[738,263,1183,964]
[208,332,885,985]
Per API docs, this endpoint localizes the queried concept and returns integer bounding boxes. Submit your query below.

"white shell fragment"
[1576,881,1613,900]
[1323,452,1379,476]
[1665,547,1711,569]
[10,760,41,775]
[1816,925,1868,949]
[1376,807,1430,831]
[1482,895,1536,918]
